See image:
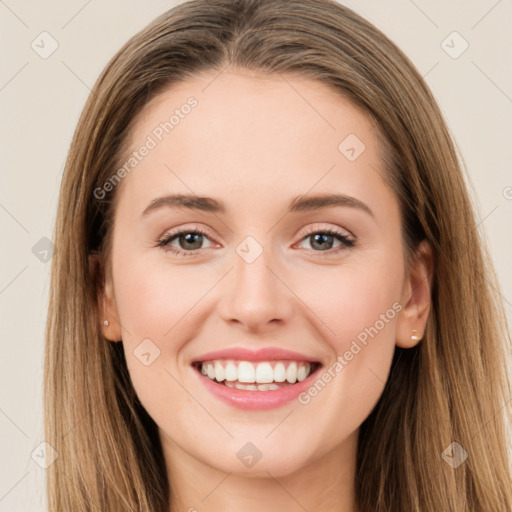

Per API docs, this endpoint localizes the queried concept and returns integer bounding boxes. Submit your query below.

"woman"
[44,0,512,510]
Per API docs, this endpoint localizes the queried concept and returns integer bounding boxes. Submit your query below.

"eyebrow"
[141,193,374,218]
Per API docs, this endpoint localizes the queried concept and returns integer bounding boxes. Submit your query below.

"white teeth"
[297,364,308,382]
[198,359,314,387]
[238,361,256,383]
[235,383,257,391]
[286,362,297,383]
[214,361,225,382]
[274,362,286,382]
[231,382,288,391]
[225,361,238,381]
[255,362,274,383]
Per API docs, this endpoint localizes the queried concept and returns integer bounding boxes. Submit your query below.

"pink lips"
[191,346,322,410]
[191,346,319,364]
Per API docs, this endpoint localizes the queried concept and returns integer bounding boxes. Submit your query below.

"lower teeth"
[221,380,293,391]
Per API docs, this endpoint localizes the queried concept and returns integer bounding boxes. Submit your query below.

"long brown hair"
[44,0,512,510]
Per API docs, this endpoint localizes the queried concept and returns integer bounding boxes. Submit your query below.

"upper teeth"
[199,360,312,384]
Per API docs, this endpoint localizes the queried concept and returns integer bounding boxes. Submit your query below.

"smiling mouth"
[192,359,322,391]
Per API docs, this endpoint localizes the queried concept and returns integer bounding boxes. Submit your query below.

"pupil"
[312,233,332,250]
[181,233,202,249]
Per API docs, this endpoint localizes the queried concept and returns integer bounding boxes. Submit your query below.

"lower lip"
[194,365,321,410]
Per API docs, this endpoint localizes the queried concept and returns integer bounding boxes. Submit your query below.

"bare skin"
[96,68,433,512]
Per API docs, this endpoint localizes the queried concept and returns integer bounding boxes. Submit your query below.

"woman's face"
[100,69,431,480]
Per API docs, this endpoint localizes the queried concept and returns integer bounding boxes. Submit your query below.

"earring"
[103,320,110,326]
[411,329,420,341]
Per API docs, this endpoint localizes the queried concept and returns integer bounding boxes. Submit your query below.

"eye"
[295,225,355,255]
[157,224,356,257]
[157,226,214,256]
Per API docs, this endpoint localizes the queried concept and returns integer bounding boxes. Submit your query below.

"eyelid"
[158,223,215,240]
[297,223,353,240]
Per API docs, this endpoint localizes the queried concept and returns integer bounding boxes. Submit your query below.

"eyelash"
[157,225,356,257]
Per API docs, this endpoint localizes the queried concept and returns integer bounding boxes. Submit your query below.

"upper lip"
[191,347,321,364]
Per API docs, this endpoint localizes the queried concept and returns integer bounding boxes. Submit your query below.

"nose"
[218,242,294,333]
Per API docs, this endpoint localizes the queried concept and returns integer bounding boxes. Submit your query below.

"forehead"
[114,69,395,223]
[128,68,377,156]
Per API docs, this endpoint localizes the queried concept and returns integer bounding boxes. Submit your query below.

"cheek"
[294,259,400,390]
[295,256,403,350]
[111,255,194,424]
[113,251,204,342]
[292,258,402,435]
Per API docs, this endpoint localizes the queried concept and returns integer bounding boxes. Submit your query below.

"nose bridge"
[235,234,274,288]
[219,233,293,329]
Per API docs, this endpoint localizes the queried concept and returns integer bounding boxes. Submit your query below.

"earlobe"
[88,253,123,342]
[396,240,434,349]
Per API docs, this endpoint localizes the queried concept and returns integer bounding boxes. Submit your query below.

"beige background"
[1,1,511,510]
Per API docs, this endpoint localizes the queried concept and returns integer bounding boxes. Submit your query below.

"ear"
[88,253,122,342]
[396,239,434,348]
